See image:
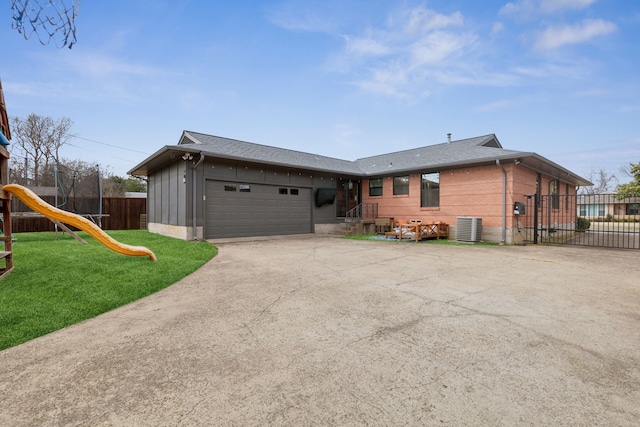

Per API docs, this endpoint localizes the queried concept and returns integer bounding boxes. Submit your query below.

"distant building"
[578,193,640,220]
[125,192,147,198]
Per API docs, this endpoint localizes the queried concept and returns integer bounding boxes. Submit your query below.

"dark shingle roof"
[128,130,591,186]
[180,132,522,176]
[354,134,523,175]
[181,131,360,175]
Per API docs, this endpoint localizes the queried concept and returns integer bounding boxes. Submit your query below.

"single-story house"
[128,131,592,244]
[577,193,640,220]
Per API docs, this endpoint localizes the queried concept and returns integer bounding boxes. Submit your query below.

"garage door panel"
[206,181,312,238]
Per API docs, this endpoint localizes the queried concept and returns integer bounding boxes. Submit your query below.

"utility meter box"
[514,202,525,215]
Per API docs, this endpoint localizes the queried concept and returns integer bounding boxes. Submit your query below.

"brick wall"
[363,164,518,227]
[362,163,577,243]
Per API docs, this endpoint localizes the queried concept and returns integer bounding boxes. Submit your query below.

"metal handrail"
[345,203,378,222]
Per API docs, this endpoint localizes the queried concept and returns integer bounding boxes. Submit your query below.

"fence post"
[533,193,539,244]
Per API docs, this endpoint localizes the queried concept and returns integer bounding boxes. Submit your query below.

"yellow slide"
[3,184,157,261]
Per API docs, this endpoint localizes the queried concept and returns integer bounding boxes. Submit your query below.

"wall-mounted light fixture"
[182,152,193,161]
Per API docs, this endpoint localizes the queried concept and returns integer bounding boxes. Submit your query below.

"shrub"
[576,217,591,231]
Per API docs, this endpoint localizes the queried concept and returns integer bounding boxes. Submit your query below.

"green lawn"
[0,230,217,351]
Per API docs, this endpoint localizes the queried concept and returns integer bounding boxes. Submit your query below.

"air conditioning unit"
[456,217,482,242]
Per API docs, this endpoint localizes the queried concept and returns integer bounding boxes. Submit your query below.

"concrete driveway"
[1,236,639,426]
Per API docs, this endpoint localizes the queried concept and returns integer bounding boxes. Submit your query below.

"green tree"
[102,175,146,196]
[122,177,147,192]
[617,162,640,197]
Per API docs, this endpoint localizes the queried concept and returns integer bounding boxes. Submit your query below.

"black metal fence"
[520,193,640,250]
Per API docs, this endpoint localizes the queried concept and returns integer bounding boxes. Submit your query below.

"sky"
[2,0,639,185]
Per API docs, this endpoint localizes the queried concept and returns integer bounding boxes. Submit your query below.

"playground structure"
[3,184,156,261]
[1,0,156,281]
[0,150,156,280]
[1,81,14,279]
[1,89,155,280]
[0,145,14,279]
[0,158,156,281]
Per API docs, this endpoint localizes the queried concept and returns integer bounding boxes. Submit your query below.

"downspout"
[496,159,506,244]
[192,153,205,240]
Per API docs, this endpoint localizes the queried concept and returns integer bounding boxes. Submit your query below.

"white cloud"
[533,19,617,50]
[268,9,335,33]
[276,3,609,99]
[266,1,343,33]
[491,22,505,36]
[513,61,590,79]
[344,36,391,57]
[409,31,476,67]
[539,0,596,14]
[400,8,464,33]
[475,99,516,112]
[332,6,482,97]
[500,0,596,19]
[354,66,410,98]
[4,81,67,99]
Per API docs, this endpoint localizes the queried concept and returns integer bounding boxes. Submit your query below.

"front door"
[336,180,359,217]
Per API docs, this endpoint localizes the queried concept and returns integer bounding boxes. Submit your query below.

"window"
[279,188,288,195]
[627,203,639,215]
[369,178,383,196]
[581,204,605,217]
[421,173,440,207]
[393,176,409,195]
[239,185,251,192]
[550,180,559,209]
[290,189,299,195]
[224,184,237,191]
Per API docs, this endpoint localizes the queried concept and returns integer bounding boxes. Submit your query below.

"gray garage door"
[206,181,312,238]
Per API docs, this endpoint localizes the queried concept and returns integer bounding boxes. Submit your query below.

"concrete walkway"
[1,236,639,426]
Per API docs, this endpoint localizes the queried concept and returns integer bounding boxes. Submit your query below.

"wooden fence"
[10,197,147,232]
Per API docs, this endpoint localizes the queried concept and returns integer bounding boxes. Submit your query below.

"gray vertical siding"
[148,161,187,226]
[147,157,357,234]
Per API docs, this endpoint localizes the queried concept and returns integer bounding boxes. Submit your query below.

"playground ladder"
[0,146,13,280]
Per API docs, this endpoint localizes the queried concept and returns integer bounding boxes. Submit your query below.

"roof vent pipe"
[447,133,452,143]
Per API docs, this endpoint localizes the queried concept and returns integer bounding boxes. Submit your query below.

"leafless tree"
[9,113,74,185]
[580,168,618,195]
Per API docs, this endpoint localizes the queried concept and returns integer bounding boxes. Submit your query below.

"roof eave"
[361,153,524,177]
[361,152,593,187]
[127,145,202,176]
[128,145,363,177]
[519,153,593,187]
